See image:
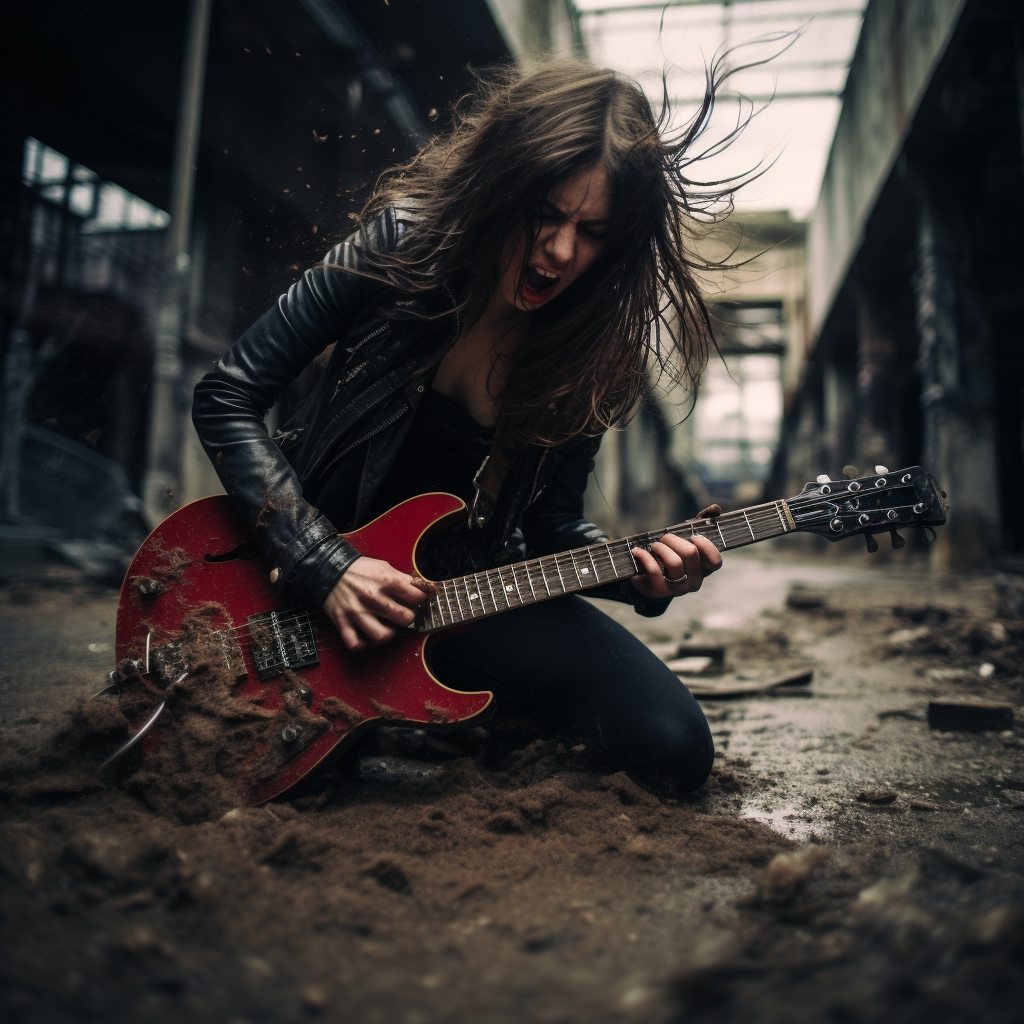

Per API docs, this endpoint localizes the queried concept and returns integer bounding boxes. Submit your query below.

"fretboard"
[416,498,796,632]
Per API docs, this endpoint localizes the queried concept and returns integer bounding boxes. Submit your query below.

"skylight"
[22,137,170,233]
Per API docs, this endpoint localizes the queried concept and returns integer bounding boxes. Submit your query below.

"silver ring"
[665,573,688,584]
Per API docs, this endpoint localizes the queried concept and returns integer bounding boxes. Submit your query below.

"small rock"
[926,667,973,683]
[909,799,940,811]
[243,956,275,979]
[857,790,897,805]
[852,872,917,917]
[888,625,931,651]
[665,655,714,675]
[301,984,328,1013]
[964,907,1019,948]
[985,622,1008,644]
[787,589,827,610]
[625,835,654,859]
[761,845,831,900]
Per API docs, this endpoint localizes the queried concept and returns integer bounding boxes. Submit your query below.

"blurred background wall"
[2,0,1023,578]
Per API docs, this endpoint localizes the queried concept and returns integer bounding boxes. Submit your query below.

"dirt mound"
[0,688,785,1024]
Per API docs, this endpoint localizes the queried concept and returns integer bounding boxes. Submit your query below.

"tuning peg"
[816,474,831,484]
[874,465,889,475]
[842,465,859,479]
[922,526,937,543]
[889,530,905,549]
[864,533,879,553]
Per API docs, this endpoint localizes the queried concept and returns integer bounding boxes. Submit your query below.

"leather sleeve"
[522,435,671,619]
[191,212,400,609]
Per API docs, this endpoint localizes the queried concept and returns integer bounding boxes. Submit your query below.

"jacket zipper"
[525,449,549,507]
[316,402,410,479]
[330,322,391,403]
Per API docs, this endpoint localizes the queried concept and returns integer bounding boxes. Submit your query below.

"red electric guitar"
[111,467,946,804]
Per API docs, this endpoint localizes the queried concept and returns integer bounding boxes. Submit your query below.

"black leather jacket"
[192,208,669,618]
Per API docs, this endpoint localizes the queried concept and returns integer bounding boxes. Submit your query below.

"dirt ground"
[1,544,1022,1024]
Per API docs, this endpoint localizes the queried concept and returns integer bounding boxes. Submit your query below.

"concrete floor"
[1,543,1022,1023]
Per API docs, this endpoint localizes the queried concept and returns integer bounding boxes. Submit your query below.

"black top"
[315,388,505,578]
[363,388,494,522]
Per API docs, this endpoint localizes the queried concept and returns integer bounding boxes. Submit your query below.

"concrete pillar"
[142,0,212,525]
[854,289,902,473]
[913,183,1001,568]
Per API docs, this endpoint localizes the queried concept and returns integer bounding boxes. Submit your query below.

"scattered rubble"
[927,700,1015,732]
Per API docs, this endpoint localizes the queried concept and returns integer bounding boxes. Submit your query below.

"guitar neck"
[416,498,797,632]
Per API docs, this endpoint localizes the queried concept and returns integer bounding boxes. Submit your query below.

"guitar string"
[162,502,924,662]
[190,499,922,646]
[198,505,794,642]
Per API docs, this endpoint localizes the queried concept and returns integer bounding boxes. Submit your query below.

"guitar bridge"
[248,609,320,681]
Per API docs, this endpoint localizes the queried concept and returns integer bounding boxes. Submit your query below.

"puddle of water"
[740,802,829,842]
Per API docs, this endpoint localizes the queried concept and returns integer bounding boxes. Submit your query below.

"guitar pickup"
[248,609,320,681]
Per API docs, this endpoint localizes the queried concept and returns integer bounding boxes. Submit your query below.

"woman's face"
[499,161,611,312]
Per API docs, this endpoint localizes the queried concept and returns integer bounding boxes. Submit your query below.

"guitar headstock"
[786,466,947,550]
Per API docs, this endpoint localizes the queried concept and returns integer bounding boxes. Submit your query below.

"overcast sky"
[577,0,869,220]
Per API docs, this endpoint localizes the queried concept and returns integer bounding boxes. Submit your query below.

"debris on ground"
[686,668,814,700]
[2,556,1023,1023]
[927,700,1016,732]
[759,844,832,900]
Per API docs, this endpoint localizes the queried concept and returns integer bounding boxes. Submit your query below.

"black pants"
[431,596,714,794]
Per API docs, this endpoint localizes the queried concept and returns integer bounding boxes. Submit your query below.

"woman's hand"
[629,533,722,601]
[323,556,433,651]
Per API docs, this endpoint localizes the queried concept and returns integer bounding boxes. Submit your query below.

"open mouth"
[523,266,559,295]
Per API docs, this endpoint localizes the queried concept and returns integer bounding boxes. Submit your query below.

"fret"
[742,510,756,542]
[534,558,549,597]
[418,495,815,633]
[770,499,786,532]
[495,567,512,608]
[602,540,626,581]
[471,572,486,614]
[626,542,640,573]
[451,579,466,621]
[524,562,538,602]
[464,576,479,617]
[602,542,616,578]
[483,573,499,610]
[568,550,584,588]
[510,565,525,605]
[550,553,567,593]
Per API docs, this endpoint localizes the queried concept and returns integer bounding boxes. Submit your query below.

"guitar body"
[115,493,492,805]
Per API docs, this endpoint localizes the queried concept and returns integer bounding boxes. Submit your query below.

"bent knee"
[628,710,715,794]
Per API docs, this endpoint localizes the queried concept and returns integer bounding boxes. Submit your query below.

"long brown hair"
[349,58,749,453]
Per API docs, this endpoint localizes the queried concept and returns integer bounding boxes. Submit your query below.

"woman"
[193,60,725,793]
